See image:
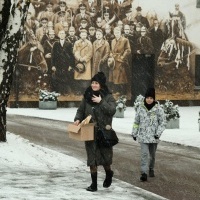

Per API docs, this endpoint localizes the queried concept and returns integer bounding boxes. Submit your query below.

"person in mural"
[109,26,131,96]
[122,8,135,25]
[138,27,155,91]
[51,0,61,13]
[43,29,57,89]
[103,24,115,48]
[17,30,47,94]
[134,6,150,29]
[66,26,79,47]
[62,21,69,36]
[88,26,97,44]
[47,20,55,33]
[85,0,98,14]
[137,26,154,55]
[131,88,166,182]
[116,20,124,32]
[133,26,155,99]
[74,71,116,192]
[103,0,120,26]
[128,20,136,35]
[51,30,75,94]
[168,3,187,39]
[24,11,37,44]
[53,1,72,25]
[92,29,110,77]
[149,19,164,62]
[171,3,186,30]
[123,24,135,57]
[101,12,111,29]
[42,30,57,89]
[73,29,93,94]
[36,17,48,42]
[37,1,55,23]
[134,22,143,43]
[76,19,89,36]
[40,20,55,45]
[54,11,68,37]
[24,11,37,34]
[74,3,91,29]
[85,0,99,26]
[95,17,103,29]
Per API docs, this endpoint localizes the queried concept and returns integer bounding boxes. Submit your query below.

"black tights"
[90,165,111,173]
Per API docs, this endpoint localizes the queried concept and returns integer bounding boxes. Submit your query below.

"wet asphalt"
[6,114,200,200]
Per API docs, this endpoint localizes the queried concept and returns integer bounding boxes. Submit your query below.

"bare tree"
[0,0,30,142]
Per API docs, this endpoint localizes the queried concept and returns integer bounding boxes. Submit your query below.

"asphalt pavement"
[6,114,200,200]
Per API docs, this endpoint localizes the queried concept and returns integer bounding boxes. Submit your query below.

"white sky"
[1,106,199,199]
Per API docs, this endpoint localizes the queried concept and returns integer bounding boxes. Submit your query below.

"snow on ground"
[1,131,167,200]
[0,108,171,200]
[1,106,199,199]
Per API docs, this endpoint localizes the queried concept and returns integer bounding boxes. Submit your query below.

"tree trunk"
[0,0,30,142]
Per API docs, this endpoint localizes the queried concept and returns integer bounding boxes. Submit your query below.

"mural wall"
[9,0,200,104]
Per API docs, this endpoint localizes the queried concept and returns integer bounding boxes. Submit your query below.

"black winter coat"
[74,87,116,166]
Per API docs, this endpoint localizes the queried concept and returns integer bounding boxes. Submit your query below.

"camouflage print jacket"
[131,102,166,143]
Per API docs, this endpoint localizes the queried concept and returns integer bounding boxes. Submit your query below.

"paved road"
[7,114,200,200]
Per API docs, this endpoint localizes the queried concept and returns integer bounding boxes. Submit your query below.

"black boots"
[149,169,155,177]
[103,170,114,188]
[86,170,114,191]
[86,172,97,192]
[140,173,147,182]
[140,170,154,181]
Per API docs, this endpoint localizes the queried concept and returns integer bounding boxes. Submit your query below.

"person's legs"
[86,165,98,192]
[140,143,149,181]
[103,165,114,188]
[149,143,158,177]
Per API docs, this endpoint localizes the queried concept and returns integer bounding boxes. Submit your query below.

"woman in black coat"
[74,72,116,192]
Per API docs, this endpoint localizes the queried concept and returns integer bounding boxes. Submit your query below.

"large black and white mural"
[10,0,200,104]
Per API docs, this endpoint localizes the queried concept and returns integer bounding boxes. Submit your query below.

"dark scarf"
[144,100,156,111]
[84,86,110,106]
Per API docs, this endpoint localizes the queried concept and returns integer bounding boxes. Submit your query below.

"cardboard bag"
[68,115,94,141]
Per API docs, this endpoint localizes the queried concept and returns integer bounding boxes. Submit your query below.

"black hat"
[145,88,155,100]
[91,72,106,86]
[107,56,115,69]
[79,3,86,8]
[136,6,142,11]
[80,19,88,23]
[75,62,85,73]
[59,1,66,6]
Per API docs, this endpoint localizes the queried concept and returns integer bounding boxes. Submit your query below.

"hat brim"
[74,62,86,73]
[107,57,115,70]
